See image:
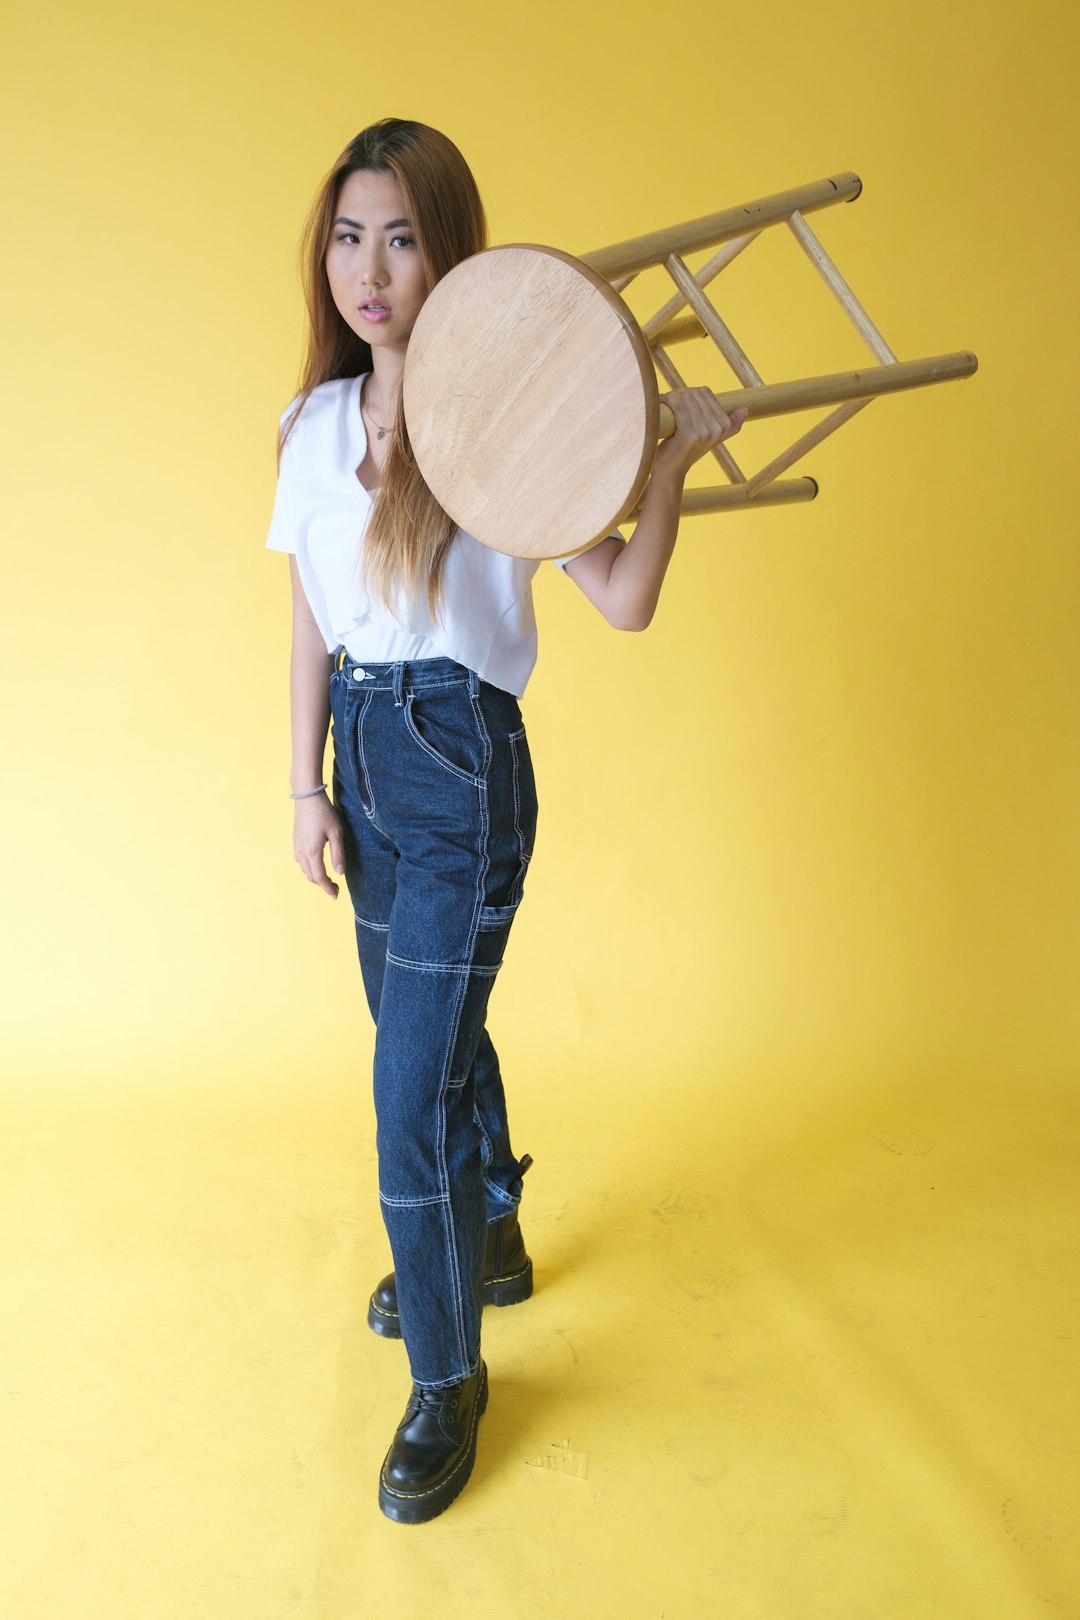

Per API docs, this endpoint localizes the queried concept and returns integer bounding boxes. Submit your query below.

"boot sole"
[366,1258,533,1339]
[378,1363,489,1524]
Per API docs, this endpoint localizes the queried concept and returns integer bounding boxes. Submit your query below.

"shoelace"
[409,1383,459,1417]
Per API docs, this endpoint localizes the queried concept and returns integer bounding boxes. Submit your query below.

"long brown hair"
[277,118,488,619]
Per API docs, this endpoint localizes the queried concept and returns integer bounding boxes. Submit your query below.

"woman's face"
[325,168,430,355]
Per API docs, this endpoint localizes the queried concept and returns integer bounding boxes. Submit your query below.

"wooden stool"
[402,172,978,560]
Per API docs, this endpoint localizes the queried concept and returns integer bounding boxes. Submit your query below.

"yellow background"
[3,0,1078,1614]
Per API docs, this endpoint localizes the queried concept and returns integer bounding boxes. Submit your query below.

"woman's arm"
[287,556,345,899]
[561,387,747,630]
[288,555,336,794]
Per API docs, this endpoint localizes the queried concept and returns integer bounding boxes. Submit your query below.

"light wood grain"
[403,245,661,559]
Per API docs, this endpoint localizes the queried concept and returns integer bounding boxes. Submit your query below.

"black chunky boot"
[367,1156,534,1338]
[379,1360,488,1523]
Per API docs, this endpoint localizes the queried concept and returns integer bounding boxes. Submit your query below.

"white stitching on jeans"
[402,692,486,785]
[355,690,378,820]
[430,770,488,1372]
[508,728,529,908]
[379,1190,451,1208]
[385,950,501,978]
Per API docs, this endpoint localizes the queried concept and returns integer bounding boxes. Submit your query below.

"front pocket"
[403,688,490,784]
[353,690,378,819]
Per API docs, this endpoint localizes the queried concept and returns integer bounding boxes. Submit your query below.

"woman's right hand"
[293,793,347,899]
[652,386,748,482]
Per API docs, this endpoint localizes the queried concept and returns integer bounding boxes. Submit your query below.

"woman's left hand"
[651,386,748,481]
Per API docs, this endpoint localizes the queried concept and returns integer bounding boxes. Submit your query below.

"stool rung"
[643,231,759,341]
[664,253,763,388]
[630,478,819,516]
[742,399,872,496]
[787,209,897,363]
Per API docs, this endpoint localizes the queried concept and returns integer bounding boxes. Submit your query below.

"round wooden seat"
[403,244,661,560]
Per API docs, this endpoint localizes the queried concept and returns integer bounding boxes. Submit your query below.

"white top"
[264,373,622,697]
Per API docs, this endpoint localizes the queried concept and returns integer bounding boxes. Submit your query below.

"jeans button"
[353,667,367,682]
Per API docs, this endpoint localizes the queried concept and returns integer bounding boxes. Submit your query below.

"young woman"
[265,117,746,1524]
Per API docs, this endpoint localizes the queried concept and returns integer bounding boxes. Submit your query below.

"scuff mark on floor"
[525,1439,590,1478]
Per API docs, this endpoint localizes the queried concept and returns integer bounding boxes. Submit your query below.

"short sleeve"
[264,400,303,555]
[550,527,626,572]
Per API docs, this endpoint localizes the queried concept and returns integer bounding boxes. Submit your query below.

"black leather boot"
[367,1158,534,1338]
[379,1360,488,1523]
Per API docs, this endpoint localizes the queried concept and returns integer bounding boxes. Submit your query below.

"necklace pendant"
[377,427,386,440]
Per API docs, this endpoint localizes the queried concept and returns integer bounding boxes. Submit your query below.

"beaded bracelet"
[289,783,328,800]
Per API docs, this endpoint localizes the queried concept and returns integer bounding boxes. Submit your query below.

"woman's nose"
[360,253,387,288]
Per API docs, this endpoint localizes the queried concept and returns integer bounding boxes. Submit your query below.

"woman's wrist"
[647,449,690,492]
[290,760,325,793]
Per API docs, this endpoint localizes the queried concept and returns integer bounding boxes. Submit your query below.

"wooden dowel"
[643,231,760,340]
[787,210,897,363]
[648,312,714,347]
[663,254,763,387]
[742,399,872,496]
[629,477,819,516]
[649,344,685,393]
[654,352,975,439]
[579,172,862,279]
[678,351,978,422]
[681,477,818,512]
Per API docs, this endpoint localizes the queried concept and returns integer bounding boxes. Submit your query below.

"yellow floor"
[3,1063,1076,1619]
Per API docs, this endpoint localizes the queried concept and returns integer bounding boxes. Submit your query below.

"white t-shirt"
[264,373,622,697]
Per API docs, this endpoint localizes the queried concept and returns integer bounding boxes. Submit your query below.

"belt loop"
[467,666,480,698]
[393,661,405,707]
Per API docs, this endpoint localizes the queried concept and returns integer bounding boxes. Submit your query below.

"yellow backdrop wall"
[4,2,1074,1106]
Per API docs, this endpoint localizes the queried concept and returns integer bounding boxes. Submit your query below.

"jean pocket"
[403,688,490,784]
[472,904,520,974]
[477,899,521,932]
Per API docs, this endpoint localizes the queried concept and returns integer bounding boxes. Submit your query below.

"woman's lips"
[359,304,392,323]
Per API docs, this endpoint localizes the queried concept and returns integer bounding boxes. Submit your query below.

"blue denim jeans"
[328,650,538,1389]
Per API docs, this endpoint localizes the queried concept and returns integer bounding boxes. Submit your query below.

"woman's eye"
[391,235,416,248]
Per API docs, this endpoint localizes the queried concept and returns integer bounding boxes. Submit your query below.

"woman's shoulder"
[279,373,362,436]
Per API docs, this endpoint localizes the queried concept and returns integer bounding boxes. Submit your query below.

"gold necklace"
[362,382,392,440]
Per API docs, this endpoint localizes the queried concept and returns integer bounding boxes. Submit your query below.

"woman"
[265,116,746,1523]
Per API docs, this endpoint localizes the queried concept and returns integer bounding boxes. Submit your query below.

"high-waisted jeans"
[328,650,538,1389]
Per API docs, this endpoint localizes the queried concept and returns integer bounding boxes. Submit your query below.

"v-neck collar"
[352,371,378,498]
